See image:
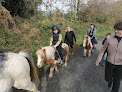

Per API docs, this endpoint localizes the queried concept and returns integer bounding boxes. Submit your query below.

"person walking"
[64,26,76,55]
[96,22,122,92]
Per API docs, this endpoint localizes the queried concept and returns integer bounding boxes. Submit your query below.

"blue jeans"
[102,52,107,64]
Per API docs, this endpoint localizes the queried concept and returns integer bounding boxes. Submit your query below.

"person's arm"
[96,38,110,66]
[55,34,62,47]
[86,29,88,35]
[86,29,90,35]
[102,38,106,45]
[50,36,53,46]
[64,33,67,43]
[73,31,76,42]
[93,29,97,38]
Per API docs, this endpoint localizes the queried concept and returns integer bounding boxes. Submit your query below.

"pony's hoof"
[88,55,91,57]
[48,77,52,80]
[83,55,86,57]
[64,64,67,67]
[55,70,59,73]
[34,90,40,92]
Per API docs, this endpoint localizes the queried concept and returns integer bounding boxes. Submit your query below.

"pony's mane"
[84,35,92,47]
[36,49,42,55]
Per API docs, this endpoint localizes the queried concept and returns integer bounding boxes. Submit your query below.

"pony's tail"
[29,56,40,84]
[18,52,40,84]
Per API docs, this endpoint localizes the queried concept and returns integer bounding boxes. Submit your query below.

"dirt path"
[14,35,122,92]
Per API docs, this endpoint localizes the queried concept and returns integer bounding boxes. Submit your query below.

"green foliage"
[96,14,107,23]
[0,28,9,46]
[65,11,77,21]
[1,0,41,17]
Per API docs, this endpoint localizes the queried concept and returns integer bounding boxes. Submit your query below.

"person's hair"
[114,21,122,30]
[66,25,73,31]
[106,33,111,36]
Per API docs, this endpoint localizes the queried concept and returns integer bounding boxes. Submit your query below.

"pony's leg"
[14,76,40,92]
[0,78,13,92]
[91,48,94,52]
[88,49,92,57]
[48,67,54,80]
[8,88,13,92]
[83,48,87,56]
[54,65,58,72]
[64,56,68,67]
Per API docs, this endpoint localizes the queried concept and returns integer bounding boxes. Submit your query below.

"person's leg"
[111,65,122,92]
[105,62,114,88]
[70,42,74,54]
[91,38,95,48]
[56,46,64,64]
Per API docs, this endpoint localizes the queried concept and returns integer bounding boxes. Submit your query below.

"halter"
[38,49,46,66]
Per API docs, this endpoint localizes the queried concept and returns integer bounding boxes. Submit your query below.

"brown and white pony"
[83,35,93,57]
[36,43,69,79]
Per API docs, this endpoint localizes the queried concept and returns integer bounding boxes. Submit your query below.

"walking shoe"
[108,82,112,88]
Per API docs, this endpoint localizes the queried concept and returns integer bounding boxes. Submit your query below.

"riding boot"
[93,44,95,49]
[61,59,64,64]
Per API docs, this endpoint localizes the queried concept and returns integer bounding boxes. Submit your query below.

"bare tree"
[77,0,80,12]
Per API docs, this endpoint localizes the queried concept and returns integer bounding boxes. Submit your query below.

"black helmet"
[91,23,95,28]
[52,25,59,31]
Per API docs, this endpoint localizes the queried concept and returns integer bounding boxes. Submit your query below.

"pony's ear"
[43,49,46,56]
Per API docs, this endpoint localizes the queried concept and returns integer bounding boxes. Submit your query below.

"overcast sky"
[37,0,119,13]
[37,0,72,13]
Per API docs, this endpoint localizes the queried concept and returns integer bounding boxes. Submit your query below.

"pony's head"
[83,35,91,47]
[36,49,46,68]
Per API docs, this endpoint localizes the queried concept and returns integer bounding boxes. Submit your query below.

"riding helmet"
[91,23,95,28]
[52,25,59,31]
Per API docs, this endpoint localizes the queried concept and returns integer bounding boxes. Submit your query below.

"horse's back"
[62,43,68,48]
[2,52,30,78]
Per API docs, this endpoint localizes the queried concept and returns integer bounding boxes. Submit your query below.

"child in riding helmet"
[64,25,76,55]
[86,23,97,48]
[50,25,64,64]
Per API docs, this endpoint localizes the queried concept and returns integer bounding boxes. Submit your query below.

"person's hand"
[96,62,99,66]
[54,45,57,48]
[74,42,77,47]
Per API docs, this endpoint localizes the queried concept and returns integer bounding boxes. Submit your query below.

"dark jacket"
[64,31,76,44]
